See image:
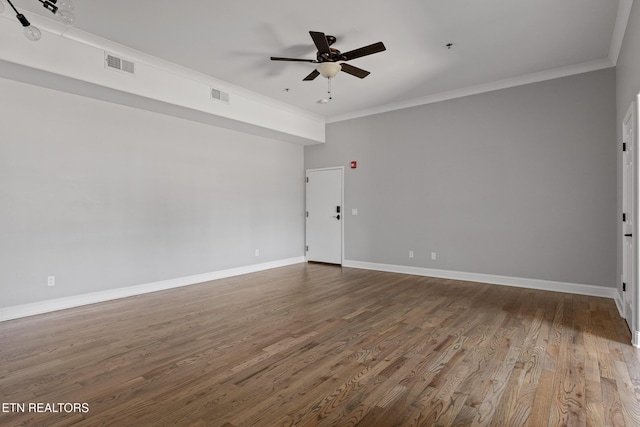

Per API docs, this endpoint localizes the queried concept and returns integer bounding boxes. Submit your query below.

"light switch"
[352,209,358,215]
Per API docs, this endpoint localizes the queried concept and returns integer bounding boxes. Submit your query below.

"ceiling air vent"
[105,53,135,76]
[211,88,230,103]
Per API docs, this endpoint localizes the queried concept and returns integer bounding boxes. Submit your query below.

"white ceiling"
[16,0,624,121]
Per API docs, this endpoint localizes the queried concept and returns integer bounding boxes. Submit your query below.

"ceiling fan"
[271,31,386,81]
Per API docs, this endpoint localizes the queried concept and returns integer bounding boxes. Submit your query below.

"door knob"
[333,215,340,220]
[625,233,633,237]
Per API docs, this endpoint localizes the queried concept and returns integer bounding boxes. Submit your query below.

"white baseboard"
[0,256,306,322]
[1,257,620,323]
[342,260,616,299]
[613,294,639,348]
[615,293,626,318]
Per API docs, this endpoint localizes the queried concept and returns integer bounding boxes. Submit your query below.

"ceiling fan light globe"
[317,62,341,79]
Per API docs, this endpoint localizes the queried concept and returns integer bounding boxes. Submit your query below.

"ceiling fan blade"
[303,69,321,81]
[309,31,331,55]
[340,63,370,79]
[271,57,317,62]
[341,41,386,61]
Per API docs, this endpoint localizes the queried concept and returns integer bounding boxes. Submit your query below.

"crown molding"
[609,0,634,65]
[327,58,614,123]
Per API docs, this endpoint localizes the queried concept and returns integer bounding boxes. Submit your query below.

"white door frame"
[622,96,640,348]
[305,167,345,265]
[622,101,636,337]
[634,94,640,347]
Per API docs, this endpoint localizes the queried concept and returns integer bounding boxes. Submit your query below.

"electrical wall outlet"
[431,252,437,260]
[47,276,55,287]
[255,249,260,257]
[409,251,414,258]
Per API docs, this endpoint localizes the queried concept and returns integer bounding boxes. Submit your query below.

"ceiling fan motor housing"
[317,47,343,62]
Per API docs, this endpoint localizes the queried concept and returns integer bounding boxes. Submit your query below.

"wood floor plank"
[0,264,638,426]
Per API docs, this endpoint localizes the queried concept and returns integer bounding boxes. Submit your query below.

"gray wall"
[306,68,617,287]
[0,77,304,308]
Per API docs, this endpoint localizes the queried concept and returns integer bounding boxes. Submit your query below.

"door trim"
[305,167,345,265]
[622,101,636,327]
[635,93,640,347]
[622,95,640,348]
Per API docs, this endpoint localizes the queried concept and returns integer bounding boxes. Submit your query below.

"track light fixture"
[1,0,76,41]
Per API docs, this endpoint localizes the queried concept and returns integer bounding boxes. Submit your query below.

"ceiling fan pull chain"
[328,78,332,100]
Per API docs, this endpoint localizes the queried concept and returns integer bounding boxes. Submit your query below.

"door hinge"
[623,282,627,292]
[623,142,627,152]
[306,211,309,218]
[306,245,308,252]
[623,213,627,222]
[306,177,309,183]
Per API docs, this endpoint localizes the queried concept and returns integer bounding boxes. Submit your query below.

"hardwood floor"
[1,263,639,426]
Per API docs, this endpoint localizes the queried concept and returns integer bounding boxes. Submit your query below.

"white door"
[306,168,343,264]
[622,102,636,329]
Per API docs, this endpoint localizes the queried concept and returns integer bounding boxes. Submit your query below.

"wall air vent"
[105,53,135,76]
[211,88,230,103]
